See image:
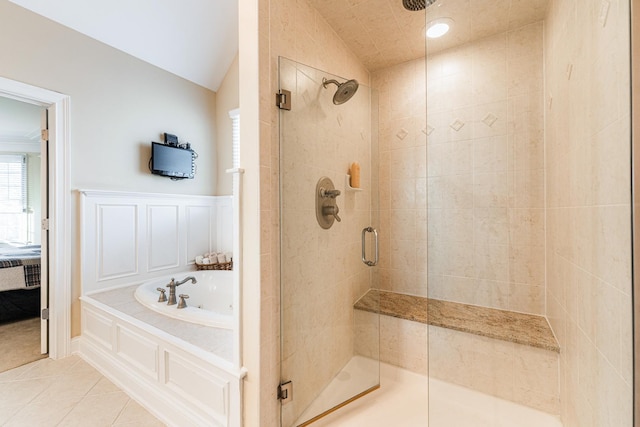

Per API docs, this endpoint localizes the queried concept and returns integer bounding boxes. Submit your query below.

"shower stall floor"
[305,356,563,427]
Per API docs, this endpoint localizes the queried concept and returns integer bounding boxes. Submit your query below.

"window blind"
[0,154,27,214]
[229,108,240,169]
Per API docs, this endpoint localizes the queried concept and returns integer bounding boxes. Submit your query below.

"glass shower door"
[279,57,380,426]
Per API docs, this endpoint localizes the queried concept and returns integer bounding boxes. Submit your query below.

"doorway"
[0,76,71,362]
[0,96,48,371]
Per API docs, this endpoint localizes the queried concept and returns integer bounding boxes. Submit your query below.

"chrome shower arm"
[322,78,340,88]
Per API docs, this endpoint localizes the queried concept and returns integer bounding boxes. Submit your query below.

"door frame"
[0,76,71,359]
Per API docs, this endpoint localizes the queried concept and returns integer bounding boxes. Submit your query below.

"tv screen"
[151,142,194,179]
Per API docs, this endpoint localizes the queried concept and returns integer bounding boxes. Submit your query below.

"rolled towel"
[202,257,211,265]
[195,255,204,264]
[217,253,227,263]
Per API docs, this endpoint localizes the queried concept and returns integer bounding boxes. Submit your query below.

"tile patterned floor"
[0,355,165,426]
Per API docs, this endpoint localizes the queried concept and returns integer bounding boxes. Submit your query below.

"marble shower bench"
[354,289,559,352]
[353,289,561,416]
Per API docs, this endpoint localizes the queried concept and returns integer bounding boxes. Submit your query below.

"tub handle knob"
[177,294,189,309]
[156,287,167,303]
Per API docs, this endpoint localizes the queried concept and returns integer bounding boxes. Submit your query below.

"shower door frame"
[631,1,639,424]
[277,56,381,427]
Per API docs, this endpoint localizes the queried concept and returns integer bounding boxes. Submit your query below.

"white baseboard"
[70,336,81,354]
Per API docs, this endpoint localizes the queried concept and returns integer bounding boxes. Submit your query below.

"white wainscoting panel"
[98,204,138,280]
[215,199,233,257]
[186,205,213,263]
[80,299,244,427]
[165,350,230,421]
[83,308,114,352]
[80,191,232,294]
[147,205,180,271]
[116,325,159,380]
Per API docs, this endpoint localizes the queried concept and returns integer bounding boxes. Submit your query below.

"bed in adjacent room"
[0,243,41,323]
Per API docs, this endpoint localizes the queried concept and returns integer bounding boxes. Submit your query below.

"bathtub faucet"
[166,276,197,305]
[176,276,197,286]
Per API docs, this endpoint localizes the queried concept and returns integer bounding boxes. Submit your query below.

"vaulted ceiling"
[7,0,238,92]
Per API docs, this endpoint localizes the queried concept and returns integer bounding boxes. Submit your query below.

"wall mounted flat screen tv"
[150,142,195,179]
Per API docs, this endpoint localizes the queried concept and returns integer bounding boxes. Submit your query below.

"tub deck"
[86,284,233,361]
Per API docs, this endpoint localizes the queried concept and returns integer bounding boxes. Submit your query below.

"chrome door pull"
[361,227,378,267]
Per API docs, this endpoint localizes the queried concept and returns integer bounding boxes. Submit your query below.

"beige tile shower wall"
[372,58,428,297]
[544,1,633,426]
[429,325,559,415]
[258,0,370,425]
[355,310,428,375]
[373,23,545,315]
[355,310,558,414]
[426,23,545,314]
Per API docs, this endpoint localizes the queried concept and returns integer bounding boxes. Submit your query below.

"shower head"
[322,78,359,105]
[402,0,436,11]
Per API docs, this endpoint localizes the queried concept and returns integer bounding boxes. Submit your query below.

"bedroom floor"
[0,355,165,426]
[0,317,45,372]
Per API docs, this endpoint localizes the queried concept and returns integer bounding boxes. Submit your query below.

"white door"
[40,109,48,354]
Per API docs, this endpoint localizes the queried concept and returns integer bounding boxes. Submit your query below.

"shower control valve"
[322,205,341,222]
[316,176,341,229]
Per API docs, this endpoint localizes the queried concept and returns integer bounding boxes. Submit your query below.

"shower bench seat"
[354,289,561,415]
[354,289,559,352]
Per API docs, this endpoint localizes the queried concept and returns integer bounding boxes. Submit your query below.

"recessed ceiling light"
[426,18,454,38]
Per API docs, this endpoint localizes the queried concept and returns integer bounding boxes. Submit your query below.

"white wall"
[0,0,219,335]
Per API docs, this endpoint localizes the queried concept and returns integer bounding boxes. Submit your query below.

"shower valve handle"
[320,187,341,199]
[322,205,341,222]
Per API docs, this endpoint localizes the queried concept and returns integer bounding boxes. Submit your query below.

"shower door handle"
[361,227,378,267]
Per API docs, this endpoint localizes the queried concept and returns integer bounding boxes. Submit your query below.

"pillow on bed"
[0,266,27,291]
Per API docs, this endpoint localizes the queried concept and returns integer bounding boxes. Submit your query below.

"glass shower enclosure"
[278,57,381,426]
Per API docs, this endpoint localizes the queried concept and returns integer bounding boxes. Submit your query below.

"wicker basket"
[195,259,233,271]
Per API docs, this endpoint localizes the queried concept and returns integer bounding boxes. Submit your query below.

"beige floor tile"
[0,404,22,425]
[87,376,122,395]
[3,396,77,427]
[0,361,38,383]
[0,355,164,427]
[18,355,80,379]
[114,420,167,427]
[31,369,102,405]
[67,357,100,375]
[113,399,166,426]
[0,377,54,409]
[58,391,130,427]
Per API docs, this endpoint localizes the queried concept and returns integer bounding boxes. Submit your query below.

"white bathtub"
[134,270,233,328]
